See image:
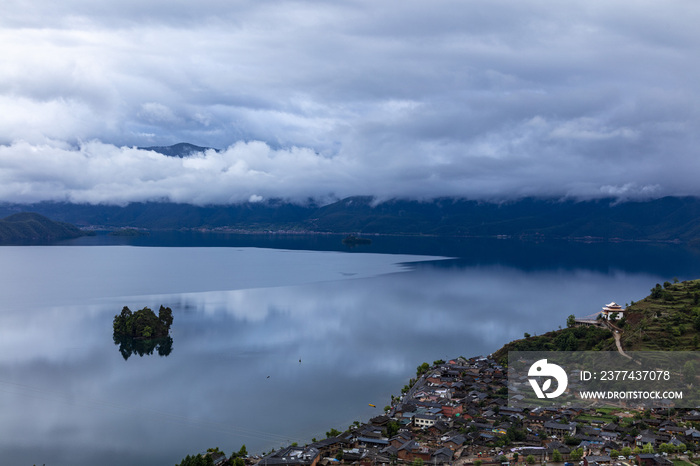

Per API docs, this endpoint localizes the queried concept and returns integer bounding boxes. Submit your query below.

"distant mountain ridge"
[0,212,86,243]
[139,142,215,157]
[3,195,700,242]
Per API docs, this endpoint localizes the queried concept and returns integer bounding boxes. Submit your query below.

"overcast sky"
[1,0,699,205]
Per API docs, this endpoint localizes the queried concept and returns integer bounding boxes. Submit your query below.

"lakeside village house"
[251,351,699,466]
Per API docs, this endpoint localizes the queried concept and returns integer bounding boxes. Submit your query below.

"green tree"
[567,314,577,328]
[412,459,424,466]
[570,448,583,461]
[694,314,700,332]
[326,428,341,438]
[176,453,214,466]
[386,421,400,438]
[526,454,536,464]
[158,305,173,330]
[643,443,654,454]
[416,362,430,377]
[113,305,173,339]
[474,461,483,466]
[552,449,563,462]
[506,426,526,443]
[610,449,620,459]
[621,447,632,457]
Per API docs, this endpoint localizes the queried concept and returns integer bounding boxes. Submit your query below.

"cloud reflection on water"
[0,249,671,465]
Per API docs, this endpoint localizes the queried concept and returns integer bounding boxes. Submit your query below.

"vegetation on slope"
[0,212,86,243]
[493,278,700,365]
[618,278,700,351]
[492,325,615,366]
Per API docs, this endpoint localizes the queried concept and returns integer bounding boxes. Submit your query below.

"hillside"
[492,324,616,365]
[493,278,700,365]
[4,194,700,242]
[618,278,700,351]
[0,212,86,243]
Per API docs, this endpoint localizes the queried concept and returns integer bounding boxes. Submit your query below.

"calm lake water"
[2,233,700,465]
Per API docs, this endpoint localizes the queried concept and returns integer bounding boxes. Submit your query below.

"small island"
[342,234,372,246]
[112,306,174,360]
[113,305,173,339]
[108,228,150,237]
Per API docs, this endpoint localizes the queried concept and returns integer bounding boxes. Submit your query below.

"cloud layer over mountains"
[1,1,699,205]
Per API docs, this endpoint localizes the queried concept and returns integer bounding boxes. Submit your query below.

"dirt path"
[606,321,642,365]
[612,330,632,360]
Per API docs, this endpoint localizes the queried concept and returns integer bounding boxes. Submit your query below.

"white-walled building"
[601,302,624,320]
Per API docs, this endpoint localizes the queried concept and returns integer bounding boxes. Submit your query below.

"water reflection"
[113,334,173,360]
[1,243,700,466]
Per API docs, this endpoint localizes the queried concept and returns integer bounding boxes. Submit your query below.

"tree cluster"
[176,454,214,466]
[113,305,173,339]
[176,446,247,466]
[650,283,675,302]
[495,325,613,364]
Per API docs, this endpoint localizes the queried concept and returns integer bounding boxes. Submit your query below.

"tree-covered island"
[113,305,173,339]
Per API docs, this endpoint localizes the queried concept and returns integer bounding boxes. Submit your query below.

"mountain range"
[2,195,700,243]
[2,143,700,243]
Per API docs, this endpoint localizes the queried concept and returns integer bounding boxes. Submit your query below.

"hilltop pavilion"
[601,302,624,320]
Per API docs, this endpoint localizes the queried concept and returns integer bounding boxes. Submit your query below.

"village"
[238,353,699,466]
[184,295,700,466]
[232,299,699,466]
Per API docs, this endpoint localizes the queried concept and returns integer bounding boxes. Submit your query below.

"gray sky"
[1,0,699,205]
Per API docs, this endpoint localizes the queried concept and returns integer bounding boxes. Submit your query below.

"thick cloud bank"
[0,138,690,205]
[1,1,700,204]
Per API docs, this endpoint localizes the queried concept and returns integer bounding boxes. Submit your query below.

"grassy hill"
[493,278,700,365]
[618,278,700,351]
[0,212,86,243]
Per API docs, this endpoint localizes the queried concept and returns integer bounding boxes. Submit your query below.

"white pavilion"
[601,302,624,320]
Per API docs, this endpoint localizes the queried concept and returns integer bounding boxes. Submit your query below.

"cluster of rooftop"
[249,356,700,466]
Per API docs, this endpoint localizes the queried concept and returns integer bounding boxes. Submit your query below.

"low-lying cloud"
[0,135,693,206]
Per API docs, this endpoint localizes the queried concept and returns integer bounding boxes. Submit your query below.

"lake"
[1,233,700,465]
